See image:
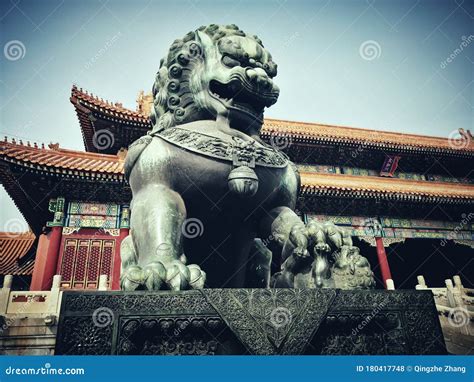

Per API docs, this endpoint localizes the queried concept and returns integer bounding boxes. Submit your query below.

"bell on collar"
[227,165,259,198]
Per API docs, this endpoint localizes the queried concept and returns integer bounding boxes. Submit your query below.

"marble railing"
[415,275,473,354]
[0,274,108,355]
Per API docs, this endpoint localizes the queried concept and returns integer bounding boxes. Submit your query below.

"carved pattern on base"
[116,315,237,355]
[202,289,337,354]
[57,316,113,355]
[55,289,446,355]
[307,290,446,355]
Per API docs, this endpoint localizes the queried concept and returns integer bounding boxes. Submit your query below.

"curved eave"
[0,141,125,233]
[300,172,474,204]
[1,156,124,182]
[70,85,152,152]
[71,86,150,125]
[70,99,96,153]
[261,120,474,157]
[0,231,36,276]
[0,141,124,180]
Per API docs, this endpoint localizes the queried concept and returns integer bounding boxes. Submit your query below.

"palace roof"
[1,138,124,177]
[71,85,474,157]
[71,85,150,154]
[0,139,127,233]
[261,119,474,155]
[1,86,472,234]
[2,138,473,202]
[0,231,36,276]
[1,137,473,234]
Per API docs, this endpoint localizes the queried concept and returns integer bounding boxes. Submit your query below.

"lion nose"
[246,68,273,91]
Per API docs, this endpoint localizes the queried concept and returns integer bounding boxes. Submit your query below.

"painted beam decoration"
[308,214,474,242]
[380,155,401,177]
[66,201,121,229]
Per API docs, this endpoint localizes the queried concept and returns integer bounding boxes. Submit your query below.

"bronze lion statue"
[120,24,375,291]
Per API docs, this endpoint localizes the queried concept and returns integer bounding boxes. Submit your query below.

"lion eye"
[222,55,241,68]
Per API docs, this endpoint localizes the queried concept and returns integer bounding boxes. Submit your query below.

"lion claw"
[188,264,206,289]
[293,246,310,259]
[314,243,331,253]
[165,260,191,290]
[143,261,167,290]
[120,265,146,291]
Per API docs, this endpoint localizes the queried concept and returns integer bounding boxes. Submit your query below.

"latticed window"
[59,238,115,289]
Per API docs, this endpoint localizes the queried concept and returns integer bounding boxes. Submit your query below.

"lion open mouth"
[209,77,278,123]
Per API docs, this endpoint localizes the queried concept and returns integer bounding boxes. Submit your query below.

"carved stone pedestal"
[55,289,446,355]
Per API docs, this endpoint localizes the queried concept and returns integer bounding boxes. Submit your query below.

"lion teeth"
[212,91,230,102]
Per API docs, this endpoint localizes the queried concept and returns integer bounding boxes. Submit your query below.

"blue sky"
[0,0,473,230]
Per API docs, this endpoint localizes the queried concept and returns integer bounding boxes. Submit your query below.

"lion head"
[150,24,279,134]
[332,246,375,289]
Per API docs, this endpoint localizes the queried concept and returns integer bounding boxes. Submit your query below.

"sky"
[0,0,473,231]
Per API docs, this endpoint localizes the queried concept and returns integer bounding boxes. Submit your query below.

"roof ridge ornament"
[1,136,43,147]
[116,147,127,159]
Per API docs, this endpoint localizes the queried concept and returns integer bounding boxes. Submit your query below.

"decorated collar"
[155,127,288,169]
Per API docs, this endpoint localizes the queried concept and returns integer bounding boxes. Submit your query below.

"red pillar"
[30,226,63,291]
[112,228,129,290]
[375,237,392,289]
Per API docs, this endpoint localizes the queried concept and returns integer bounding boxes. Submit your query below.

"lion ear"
[196,30,214,58]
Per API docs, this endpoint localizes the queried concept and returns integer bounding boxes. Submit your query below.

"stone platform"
[55,289,446,355]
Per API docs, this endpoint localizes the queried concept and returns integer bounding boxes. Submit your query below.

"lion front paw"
[120,263,167,291]
[121,260,206,291]
[288,225,310,261]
